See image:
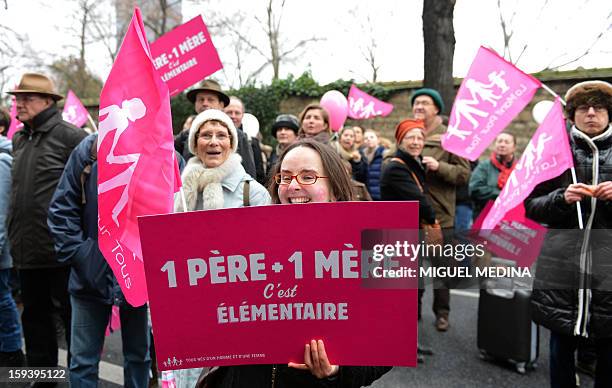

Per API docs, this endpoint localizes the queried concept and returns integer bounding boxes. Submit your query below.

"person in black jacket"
[225,96,266,184]
[6,73,86,370]
[380,119,436,224]
[268,114,299,178]
[380,119,437,363]
[525,80,612,388]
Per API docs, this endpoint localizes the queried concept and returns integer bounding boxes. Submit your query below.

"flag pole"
[542,83,584,229]
[541,83,565,105]
[87,113,98,132]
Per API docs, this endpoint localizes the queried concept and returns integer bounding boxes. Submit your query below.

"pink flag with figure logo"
[62,90,89,128]
[347,85,393,119]
[98,7,177,307]
[442,46,541,161]
[482,98,573,230]
[7,96,23,139]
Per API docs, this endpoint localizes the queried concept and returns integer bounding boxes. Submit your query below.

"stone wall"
[279,68,612,158]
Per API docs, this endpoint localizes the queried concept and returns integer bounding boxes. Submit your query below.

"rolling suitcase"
[477,278,539,374]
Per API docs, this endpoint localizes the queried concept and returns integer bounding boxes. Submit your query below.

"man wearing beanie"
[525,80,612,387]
[411,88,471,332]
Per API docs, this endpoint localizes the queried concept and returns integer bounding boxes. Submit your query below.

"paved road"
[63,289,594,387]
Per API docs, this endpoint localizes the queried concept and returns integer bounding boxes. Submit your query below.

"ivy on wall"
[170,71,396,144]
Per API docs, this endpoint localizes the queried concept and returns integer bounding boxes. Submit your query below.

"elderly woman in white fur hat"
[172,109,270,387]
[175,109,271,212]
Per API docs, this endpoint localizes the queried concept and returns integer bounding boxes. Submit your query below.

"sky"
[0,0,610,92]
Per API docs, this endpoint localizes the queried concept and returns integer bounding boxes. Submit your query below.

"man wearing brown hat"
[526,80,612,387]
[174,79,256,177]
[6,73,86,370]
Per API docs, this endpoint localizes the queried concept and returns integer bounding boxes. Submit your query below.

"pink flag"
[347,85,393,119]
[62,90,89,128]
[98,7,176,307]
[482,98,573,230]
[442,46,542,161]
[7,95,23,139]
[104,305,121,336]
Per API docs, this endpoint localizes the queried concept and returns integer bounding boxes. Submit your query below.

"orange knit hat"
[395,119,425,144]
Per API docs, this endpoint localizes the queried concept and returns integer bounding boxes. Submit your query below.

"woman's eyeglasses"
[274,173,329,185]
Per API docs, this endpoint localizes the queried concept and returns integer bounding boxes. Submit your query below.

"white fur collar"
[175,153,242,212]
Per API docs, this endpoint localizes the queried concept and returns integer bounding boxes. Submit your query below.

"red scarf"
[490,152,517,189]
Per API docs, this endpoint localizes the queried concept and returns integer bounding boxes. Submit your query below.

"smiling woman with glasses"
[268,139,354,204]
[195,139,391,387]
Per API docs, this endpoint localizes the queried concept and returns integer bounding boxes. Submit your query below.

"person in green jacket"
[468,132,517,219]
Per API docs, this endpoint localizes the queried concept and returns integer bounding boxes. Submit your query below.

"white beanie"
[188,109,238,155]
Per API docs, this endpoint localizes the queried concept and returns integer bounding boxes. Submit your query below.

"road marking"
[58,348,124,385]
[450,289,479,298]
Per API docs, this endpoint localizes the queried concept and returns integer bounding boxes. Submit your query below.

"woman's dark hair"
[268,139,354,203]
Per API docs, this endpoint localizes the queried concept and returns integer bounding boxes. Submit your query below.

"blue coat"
[365,146,385,200]
[0,136,12,270]
[48,134,121,304]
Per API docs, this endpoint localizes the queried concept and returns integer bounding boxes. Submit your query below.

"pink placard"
[347,85,394,119]
[62,90,89,128]
[472,201,546,268]
[150,15,223,97]
[442,46,541,161]
[139,202,420,370]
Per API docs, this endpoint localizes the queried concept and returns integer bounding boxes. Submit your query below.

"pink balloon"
[320,90,348,132]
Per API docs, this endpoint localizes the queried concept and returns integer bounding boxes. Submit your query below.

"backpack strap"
[243,180,251,207]
[81,135,98,205]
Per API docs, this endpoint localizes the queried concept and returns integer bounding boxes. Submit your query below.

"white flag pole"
[542,83,584,229]
[87,113,98,132]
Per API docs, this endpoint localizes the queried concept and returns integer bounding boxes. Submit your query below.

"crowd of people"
[0,70,611,388]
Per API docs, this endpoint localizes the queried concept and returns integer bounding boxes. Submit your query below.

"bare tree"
[202,0,321,86]
[344,8,384,83]
[542,10,611,71]
[422,0,456,111]
[496,0,611,71]
[0,23,43,98]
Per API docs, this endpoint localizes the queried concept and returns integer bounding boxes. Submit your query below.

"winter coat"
[8,105,86,269]
[47,134,125,304]
[175,154,270,212]
[331,141,367,184]
[298,130,332,145]
[469,159,501,217]
[380,148,436,224]
[0,136,12,270]
[525,124,612,338]
[351,180,372,201]
[422,124,470,228]
[199,363,392,388]
[363,146,385,200]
